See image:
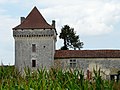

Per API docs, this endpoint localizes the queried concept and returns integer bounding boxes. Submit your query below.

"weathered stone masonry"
[13,7,120,80]
[13,7,57,71]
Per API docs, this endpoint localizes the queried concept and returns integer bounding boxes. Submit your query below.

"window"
[32,60,36,67]
[32,44,36,52]
[70,60,76,68]
[43,46,46,48]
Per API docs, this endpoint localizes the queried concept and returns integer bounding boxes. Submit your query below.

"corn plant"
[0,66,120,90]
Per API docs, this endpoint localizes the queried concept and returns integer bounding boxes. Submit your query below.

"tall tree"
[59,25,84,50]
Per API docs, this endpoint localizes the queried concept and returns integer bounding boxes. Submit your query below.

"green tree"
[59,25,83,50]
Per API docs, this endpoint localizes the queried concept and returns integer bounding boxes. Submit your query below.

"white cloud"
[0,0,120,65]
[0,14,18,65]
[0,0,19,3]
[0,15,18,42]
[37,0,120,36]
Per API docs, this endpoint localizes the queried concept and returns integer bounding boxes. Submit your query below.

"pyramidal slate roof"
[55,50,120,58]
[13,7,54,29]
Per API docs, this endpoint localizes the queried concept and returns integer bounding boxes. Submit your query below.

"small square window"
[73,63,76,68]
[32,44,36,52]
[70,60,72,62]
[70,60,76,68]
[73,60,76,62]
[43,46,46,48]
[70,63,72,67]
[32,60,36,67]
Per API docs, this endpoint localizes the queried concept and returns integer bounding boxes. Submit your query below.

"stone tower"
[13,7,57,71]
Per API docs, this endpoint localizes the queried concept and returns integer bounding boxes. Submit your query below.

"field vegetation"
[0,66,120,90]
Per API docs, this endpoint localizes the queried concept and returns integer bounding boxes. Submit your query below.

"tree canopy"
[59,25,84,50]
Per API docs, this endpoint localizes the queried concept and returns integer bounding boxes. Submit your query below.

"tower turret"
[13,7,57,71]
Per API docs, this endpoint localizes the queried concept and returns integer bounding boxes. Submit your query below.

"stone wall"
[13,29,55,37]
[55,58,120,78]
[14,29,56,71]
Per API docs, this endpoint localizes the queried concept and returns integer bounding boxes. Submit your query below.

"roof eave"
[13,27,55,30]
[54,57,120,59]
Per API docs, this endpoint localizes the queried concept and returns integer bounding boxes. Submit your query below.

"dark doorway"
[32,60,36,67]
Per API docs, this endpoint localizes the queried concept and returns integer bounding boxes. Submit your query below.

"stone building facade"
[13,7,57,71]
[55,50,120,79]
[13,7,120,79]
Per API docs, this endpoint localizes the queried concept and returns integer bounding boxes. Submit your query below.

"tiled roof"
[54,50,120,58]
[13,7,54,29]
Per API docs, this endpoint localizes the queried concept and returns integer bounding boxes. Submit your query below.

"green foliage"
[59,25,83,50]
[60,46,68,50]
[0,66,120,90]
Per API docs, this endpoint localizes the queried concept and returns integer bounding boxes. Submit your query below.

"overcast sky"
[0,0,120,65]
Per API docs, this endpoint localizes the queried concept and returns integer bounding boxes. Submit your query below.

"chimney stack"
[52,20,55,28]
[20,17,25,23]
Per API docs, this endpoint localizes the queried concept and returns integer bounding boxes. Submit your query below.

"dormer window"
[32,44,36,52]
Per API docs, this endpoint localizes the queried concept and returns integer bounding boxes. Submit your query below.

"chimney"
[52,20,55,28]
[20,17,25,23]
